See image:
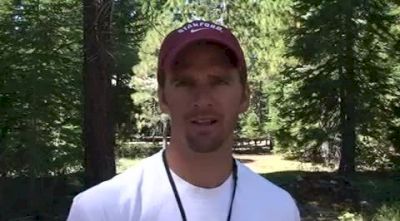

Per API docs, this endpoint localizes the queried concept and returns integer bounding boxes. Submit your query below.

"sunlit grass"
[116,153,334,174]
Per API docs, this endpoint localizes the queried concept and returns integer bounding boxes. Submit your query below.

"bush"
[338,212,363,221]
[372,202,400,221]
[117,142,161,159]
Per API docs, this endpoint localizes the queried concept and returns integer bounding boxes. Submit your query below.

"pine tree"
[277,0,400,173]
[112,0,154,141]
[0,0,83,177]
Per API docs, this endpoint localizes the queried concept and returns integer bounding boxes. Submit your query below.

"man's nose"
[192,85,214,108]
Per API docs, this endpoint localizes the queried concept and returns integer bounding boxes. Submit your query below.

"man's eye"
[174,80,189,87]
[213,78,229,85]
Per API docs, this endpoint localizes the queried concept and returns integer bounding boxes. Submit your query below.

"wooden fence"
[129,136,273,153]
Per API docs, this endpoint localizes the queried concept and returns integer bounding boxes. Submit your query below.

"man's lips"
[190,117,218,126]
[185,110,222,127]
[186,112,221,127]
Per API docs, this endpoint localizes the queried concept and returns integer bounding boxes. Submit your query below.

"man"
[67,20,300,221]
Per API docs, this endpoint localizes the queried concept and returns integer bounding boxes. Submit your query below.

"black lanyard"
[162,150,238,221]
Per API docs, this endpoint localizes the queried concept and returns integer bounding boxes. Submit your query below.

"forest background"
[1,0,399,220]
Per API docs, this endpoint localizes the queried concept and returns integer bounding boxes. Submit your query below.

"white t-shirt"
[67,151,300,221]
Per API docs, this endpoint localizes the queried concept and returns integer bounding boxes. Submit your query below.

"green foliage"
[0,0,83,177]
[112,0,160,141]
[0,0,162,218]
[225,1,293,139]
[372,202,400,221]
[275,0,400,170]
[0,0,159,177]
[131,10,177,136]
[117,141,161,158]
[337,202,400,220]
[132,2,205,136]
[338,212,363,221]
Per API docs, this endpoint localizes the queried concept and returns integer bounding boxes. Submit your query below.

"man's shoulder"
[75,166,141,202]
[238,162,288,195]
[68,152,162,218]
[237,162,300,218]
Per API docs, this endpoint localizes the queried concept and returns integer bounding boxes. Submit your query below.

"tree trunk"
[338,1,356,174]
[339,77,356,174]
[83,0,116,188]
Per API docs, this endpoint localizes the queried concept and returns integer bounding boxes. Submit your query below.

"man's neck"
[165,141,234,188]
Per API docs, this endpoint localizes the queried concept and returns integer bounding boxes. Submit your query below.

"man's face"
[158,42,249,153]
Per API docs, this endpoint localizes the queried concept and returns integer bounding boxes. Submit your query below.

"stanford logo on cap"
[177,21,224,34]
[158,20,247,82]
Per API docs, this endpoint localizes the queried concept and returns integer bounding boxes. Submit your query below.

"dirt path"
[233,154,334,173]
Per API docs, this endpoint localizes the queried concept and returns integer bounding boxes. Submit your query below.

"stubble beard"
[186,132,226,153]
[184,116,238,154]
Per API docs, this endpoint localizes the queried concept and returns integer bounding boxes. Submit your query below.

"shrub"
[117,141,161,159]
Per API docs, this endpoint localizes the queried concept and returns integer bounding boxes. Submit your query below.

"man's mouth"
[190,118,218,126]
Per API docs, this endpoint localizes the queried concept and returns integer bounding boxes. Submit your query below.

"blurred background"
[0,0,399,220]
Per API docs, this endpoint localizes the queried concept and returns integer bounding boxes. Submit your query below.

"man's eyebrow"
[211,67,238,77]
[170,74,192,82]
[209,74,234,81]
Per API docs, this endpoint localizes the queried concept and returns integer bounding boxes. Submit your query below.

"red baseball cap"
[157,20,247,84]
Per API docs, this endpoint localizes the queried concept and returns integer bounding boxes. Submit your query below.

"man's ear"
[158,87,170,115]
[239,84,250,113]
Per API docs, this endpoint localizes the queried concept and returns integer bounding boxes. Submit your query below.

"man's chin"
[186,137,225,153]
[188,145,220,153]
